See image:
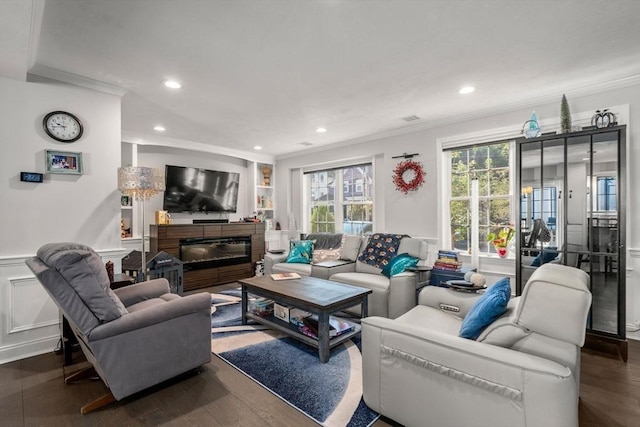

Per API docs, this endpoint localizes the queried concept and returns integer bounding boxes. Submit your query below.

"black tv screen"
[163,165,240,213]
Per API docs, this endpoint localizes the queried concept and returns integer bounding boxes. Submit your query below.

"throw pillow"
[381,253,419,278]
[530,248,558,267]
[357,233,406,269]
[459,277,511,340]
[312,248,341,264]
[340,235,363,261]
[286,240,314,264]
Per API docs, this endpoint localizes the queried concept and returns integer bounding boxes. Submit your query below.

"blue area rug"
[211,289,379,427]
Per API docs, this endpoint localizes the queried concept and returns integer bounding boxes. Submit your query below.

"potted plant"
[487,226,515,258]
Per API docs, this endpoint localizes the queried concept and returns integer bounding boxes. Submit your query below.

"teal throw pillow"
[381,253,419,278]
[459,277,511,340]
[286,240,314,264]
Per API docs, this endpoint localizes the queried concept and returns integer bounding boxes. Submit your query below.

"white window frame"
[302,158,375,235]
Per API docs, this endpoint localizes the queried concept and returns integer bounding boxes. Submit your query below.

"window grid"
[448,143,511,253]
[308,164,373,234]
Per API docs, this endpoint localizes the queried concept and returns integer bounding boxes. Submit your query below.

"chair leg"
[80,392,116,414]
[65,366,117,413]
[65,365,99,383]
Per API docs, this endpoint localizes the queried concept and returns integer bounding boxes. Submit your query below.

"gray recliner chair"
[361,263,591,427]
[26,242,212,414]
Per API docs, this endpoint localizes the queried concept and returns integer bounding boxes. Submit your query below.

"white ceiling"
[2,0,639,158]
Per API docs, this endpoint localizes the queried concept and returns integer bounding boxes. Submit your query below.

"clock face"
[43,111,83,142]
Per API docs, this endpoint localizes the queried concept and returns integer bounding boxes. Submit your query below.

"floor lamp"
[117,166,165,281]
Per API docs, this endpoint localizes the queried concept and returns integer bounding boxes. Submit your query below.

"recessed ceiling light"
[458,86,476,94]
[316,127,327,133]
[254,146,262,150]
[153,125,166,132]
[164,80,182,89]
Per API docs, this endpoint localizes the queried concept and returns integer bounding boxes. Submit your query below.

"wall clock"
[43,111,83,142]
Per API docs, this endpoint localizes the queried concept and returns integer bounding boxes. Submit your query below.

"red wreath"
[393,159,425,194]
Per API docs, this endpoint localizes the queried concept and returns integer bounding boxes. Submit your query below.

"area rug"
[210,289,379,427]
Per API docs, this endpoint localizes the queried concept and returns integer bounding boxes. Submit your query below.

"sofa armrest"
[417,285,482,318]
[264,253,289,275]
[88,292,212,341]
[361,316,577,427]
[387,272,420,318]
[113,278,171,306]
[313,260,356,279]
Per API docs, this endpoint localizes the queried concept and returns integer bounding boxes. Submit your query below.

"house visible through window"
[306,164,373,234]
[446,142,512,254]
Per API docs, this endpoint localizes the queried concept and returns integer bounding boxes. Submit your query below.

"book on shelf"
[270,272,302,281]
[299,315,355,339]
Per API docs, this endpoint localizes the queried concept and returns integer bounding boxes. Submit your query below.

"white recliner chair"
[361,263,591,427]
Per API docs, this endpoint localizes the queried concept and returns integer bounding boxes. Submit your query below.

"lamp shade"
[117,166,165,200]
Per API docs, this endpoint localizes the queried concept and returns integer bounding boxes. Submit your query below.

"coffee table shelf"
[245,311,361,349]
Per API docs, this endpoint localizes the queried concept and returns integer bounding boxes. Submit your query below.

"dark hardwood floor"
[1,286,638,426]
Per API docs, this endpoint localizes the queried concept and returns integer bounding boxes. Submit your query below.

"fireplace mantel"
[150,223,265,290]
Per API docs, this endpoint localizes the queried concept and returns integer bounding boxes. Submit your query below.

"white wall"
[274,82,640,340]
[131,144,251,234]
[0,76,125,363]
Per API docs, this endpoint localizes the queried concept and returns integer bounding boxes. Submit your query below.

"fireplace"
[180,236,251,271]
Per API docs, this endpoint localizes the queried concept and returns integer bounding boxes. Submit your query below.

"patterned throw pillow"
[357,233,406,269]
[459,277,511,340]
[381,253,419,278]
[286,240,314,264]
[312,248,341,264]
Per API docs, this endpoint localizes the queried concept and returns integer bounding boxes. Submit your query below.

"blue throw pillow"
[286,240,314,264]
[459,277,511,340]
[381,253,419,278]
[530,247,558,267]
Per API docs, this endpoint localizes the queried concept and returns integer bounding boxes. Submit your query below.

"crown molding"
[276,74,640,160]
[28,64,128,97]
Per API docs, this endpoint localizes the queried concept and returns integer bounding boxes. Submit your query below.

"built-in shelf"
[254,162,275,220]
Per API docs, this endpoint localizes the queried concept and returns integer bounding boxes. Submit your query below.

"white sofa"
[264,233,363,278]
[265,233,429,319]
[361,263,591,427]
[329,237,428,319]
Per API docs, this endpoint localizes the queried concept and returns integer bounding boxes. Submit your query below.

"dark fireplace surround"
[180,236,251,271]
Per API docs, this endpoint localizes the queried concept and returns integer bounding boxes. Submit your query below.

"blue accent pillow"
[286,240,314,264]
[459,277,511,340]
[530,247,558,267]
[381,253,419,278]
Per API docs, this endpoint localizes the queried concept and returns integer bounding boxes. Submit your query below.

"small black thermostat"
[20,172,44,183]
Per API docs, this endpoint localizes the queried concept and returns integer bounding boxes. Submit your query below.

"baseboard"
[0,335,59,365]
[584,333,628,362]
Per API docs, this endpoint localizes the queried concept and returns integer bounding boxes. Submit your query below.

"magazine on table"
[270,272,302,281]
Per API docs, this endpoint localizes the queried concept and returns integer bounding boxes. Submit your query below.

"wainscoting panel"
[9,276,59,334]
[0,247,130,365]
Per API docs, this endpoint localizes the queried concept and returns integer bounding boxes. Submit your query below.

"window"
[521,187,558,230]
[596,176,616,211]
[306,164,373,234]
[447,142,512,254]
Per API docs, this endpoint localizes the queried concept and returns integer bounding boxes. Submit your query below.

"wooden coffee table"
[238,275,372,363]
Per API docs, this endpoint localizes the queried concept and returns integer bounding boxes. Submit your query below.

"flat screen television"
[163,164,240,213]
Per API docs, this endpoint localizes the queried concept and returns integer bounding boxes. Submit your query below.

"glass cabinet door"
[517,126,626,346]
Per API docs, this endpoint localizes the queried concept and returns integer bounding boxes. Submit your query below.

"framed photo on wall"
[45,150,83,175]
